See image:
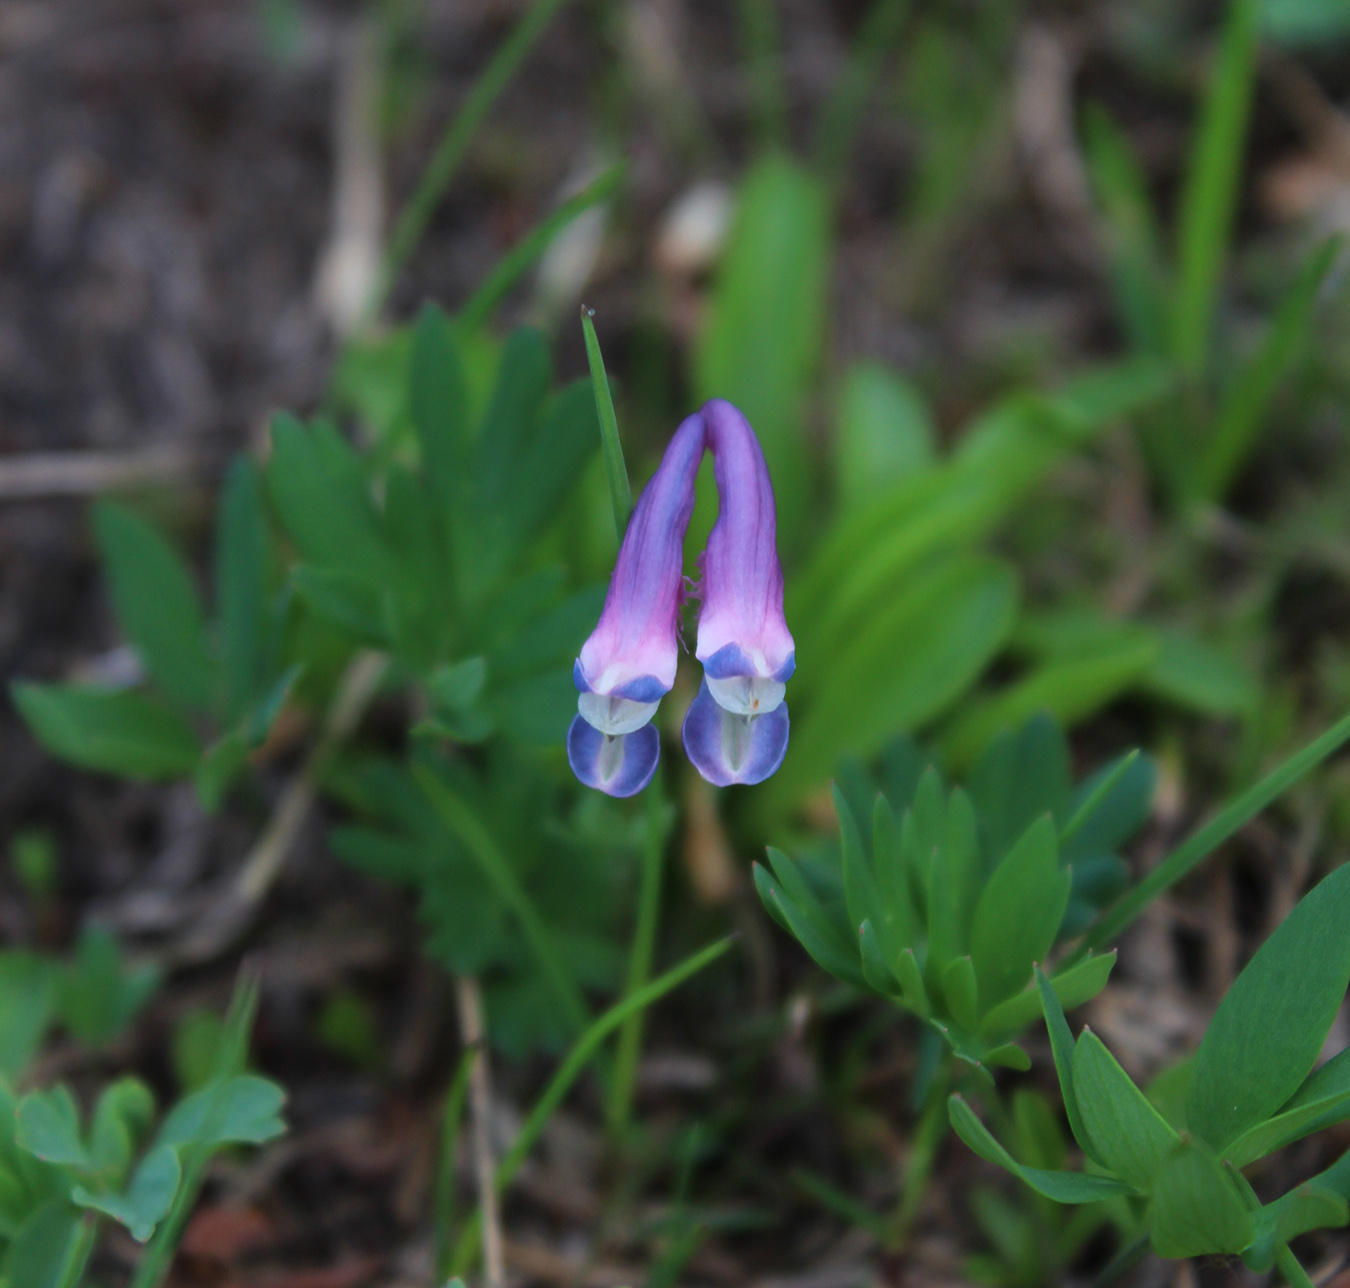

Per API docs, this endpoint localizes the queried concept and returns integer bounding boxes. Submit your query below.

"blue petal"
[567,716,660,797]
[682,679,789,787]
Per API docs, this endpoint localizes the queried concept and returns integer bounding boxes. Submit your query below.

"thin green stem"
[414,764,591,1038]
[450,936,735,1273]
[1074,707,1350,961]
[458,165,624,334]
[607,778,673,1140]
[434,1045,478,1280]
[1275,1242,1316,1288]
[54,1214,97,1288]
[581,309,632,537]
[366,0,574,321]
[885,1056,951,1248]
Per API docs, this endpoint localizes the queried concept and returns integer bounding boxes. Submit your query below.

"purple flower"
[681,400,795,787]
[569,399,795,796]
[568,411,704,796]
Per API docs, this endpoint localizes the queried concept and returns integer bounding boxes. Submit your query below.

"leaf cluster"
[755,716,1154,1068]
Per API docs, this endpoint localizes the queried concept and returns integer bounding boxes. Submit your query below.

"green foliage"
[0,928,158,1079]
[1083,0,1340,505]
[755,715,1152,1066]
[12,461,292,809]
[953,865,1350,1278]
[329,745,636,1057]
[0,979,283,1283]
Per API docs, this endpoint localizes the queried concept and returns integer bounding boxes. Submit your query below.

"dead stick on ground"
[0,445,201,499]
[457,976,505,1288]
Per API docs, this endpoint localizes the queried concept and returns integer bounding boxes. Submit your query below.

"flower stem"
[607,775,674,1140]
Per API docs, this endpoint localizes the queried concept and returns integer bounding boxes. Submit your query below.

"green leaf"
[291,565,388,645]
[1246,1181,1350,1272]
[1149,1140,1254,1257]
[948,1094,1136,1202]
[755,855,867,990]
[693,155,829,552]
[505,380,601,551]
[1137,628,1256,716]
[967,715,1071,870]
[1073,1028,1179,1189]
[1224,1075,1350,1168]
[195,729,250,814]
[16,1087,88,1168]
[72,1144,180,1242]
[427,658,488,712]
[1200,236,1339,499]
[941,633,1159,769]
[215,457,272,721]
[266,415,389,582]
[871,794,918,957]
[773,556,1016,808]
[93,502,216,712]
[1187,862,1350,1151]
[927,788,980,976]
[837,787,884,947]
[2,1201,91,1288]
[859,919,902,999]
[12,683,200,781]
[157,1075,287,1150]
[979,951,1116,1040]
[836,362,936,507]
[88,1078,155,1177]
[969,816,1071,1009]
[1081,103,1168,355]
[0,952,56,1081]
[56,926,159,1048]
[1171,0,1260,377]
[1033,965,1098,1165]
[410,303,470,562]
[941,955,979,1031]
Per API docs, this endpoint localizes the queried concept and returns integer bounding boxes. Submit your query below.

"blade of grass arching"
[434,1045,477,1280]
[607,776,674,1140]
[737,0,788,150]
[812,0,909,190]
[1074,706,1350,961]
[457,164,624,335]
[413,764,591,1040]
[449,936,735,1273]
[581,309,632,536]
[1081,103,1169,356]
[1198,236,1341,501]
[366,0,574,321]
[1171,0,1260,380]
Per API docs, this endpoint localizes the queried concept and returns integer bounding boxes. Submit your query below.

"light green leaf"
[0,952,56,1081]
[979,951,1116,1039]
[72,1143,180,1242]
[941,955,979,1031]
[926,788,980,975]
[2,1201,91,1288]
[157,1075,287,1150]
[1137,628,1256,716]
[836,362,936,507]
[16,1087,88,1168]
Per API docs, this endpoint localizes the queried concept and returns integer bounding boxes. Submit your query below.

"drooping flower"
[567,411,704,797]
[681,399,794,786]
[568,399,795,796]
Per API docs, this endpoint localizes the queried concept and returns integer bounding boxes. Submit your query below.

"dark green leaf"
[979,952,1116,1040]
[291,565,389,645]
[1187,862,1350,1151]
[969,815,1070,1009]
[93,502,215,712]
[1074,1028,1179,1189]
[927,788,980,976]
[1149,1141,1254,1257]
[0,952,55,1081]
[948,1094,1135,1202]
[2,1200,91,1288]
[12,683,200,781]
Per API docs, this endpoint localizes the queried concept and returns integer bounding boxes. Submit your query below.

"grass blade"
[581,308,632,535]
[1171,0,1260,378]
[1078,706,1350,957]
[458,164,624,334]
[369,0,573,320]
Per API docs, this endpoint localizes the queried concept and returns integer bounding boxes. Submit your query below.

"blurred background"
[5,0,1350,1285]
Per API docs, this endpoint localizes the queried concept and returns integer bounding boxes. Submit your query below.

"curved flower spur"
[567,399,795,796]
